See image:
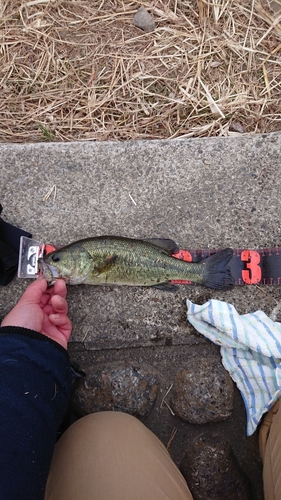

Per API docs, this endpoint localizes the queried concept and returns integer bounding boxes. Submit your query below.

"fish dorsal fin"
[93,254,118,275]
[144,238,179,255]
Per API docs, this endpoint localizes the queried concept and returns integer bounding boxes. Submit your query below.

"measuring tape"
[172,248,281,285]
[17,236,281,286]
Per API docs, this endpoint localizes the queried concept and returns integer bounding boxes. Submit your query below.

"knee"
[76,410,144,436]
[67,411,144,440]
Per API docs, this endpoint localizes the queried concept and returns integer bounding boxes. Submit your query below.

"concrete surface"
[1,132,281,498]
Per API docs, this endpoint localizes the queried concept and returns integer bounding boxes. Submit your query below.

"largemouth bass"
[38,236,234,290]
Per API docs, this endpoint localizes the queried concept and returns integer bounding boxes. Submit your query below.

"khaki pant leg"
[260,400,281,500]
[45,411,193,500]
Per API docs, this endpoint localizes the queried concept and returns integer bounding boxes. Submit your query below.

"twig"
[167,427,178,450]
[129,193,137,206]
[160,383,174,409]
[43,185,57,203]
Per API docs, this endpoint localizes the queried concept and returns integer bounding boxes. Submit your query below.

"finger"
[49,314,72,340]
[53,279,67,299]
[50,294,68,315]
[49,313,68,325]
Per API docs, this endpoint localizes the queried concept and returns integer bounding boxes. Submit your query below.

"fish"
[38,236,234,290]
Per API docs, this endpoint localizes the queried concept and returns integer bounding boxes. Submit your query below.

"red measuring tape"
[172,247,281,286]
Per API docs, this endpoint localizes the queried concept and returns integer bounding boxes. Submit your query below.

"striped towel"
[186,299,281,435]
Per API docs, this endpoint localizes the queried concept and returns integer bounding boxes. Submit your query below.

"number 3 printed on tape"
[241,250,262,284]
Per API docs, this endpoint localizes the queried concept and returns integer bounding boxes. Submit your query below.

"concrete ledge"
[1,133,281,346]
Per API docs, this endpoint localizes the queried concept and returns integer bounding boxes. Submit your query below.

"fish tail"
[202,248,234,290]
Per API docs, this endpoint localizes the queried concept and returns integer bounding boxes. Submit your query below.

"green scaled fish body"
[39,236,234,290]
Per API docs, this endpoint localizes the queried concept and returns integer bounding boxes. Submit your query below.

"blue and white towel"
[186,299,281,435]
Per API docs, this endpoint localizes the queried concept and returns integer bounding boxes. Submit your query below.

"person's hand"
[1,278,72,350]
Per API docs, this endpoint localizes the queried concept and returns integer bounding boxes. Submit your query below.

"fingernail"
[51,314,61,319]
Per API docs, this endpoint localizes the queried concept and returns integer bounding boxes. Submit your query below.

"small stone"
[133,7,156,33]
[268,0,281,14]
[180,434,251,500]
[229,122,245,134]
[73,362,159,420]
[170,357,234,424]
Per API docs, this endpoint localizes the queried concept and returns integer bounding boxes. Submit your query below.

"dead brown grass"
[0,0,280,142]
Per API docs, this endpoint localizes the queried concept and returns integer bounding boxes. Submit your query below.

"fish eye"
[52,254,60,262]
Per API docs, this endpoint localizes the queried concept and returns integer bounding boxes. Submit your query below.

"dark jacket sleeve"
[0,326,73,500]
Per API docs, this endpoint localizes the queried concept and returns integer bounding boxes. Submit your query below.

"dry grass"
[0,0,280,142]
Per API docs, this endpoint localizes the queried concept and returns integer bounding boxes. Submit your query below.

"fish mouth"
[38,258,61,284]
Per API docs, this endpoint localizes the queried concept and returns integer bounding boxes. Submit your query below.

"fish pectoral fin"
[143,238,179,255]
[93,254,118,275]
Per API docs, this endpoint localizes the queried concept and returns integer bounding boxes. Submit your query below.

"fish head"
[38,243,92,285]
